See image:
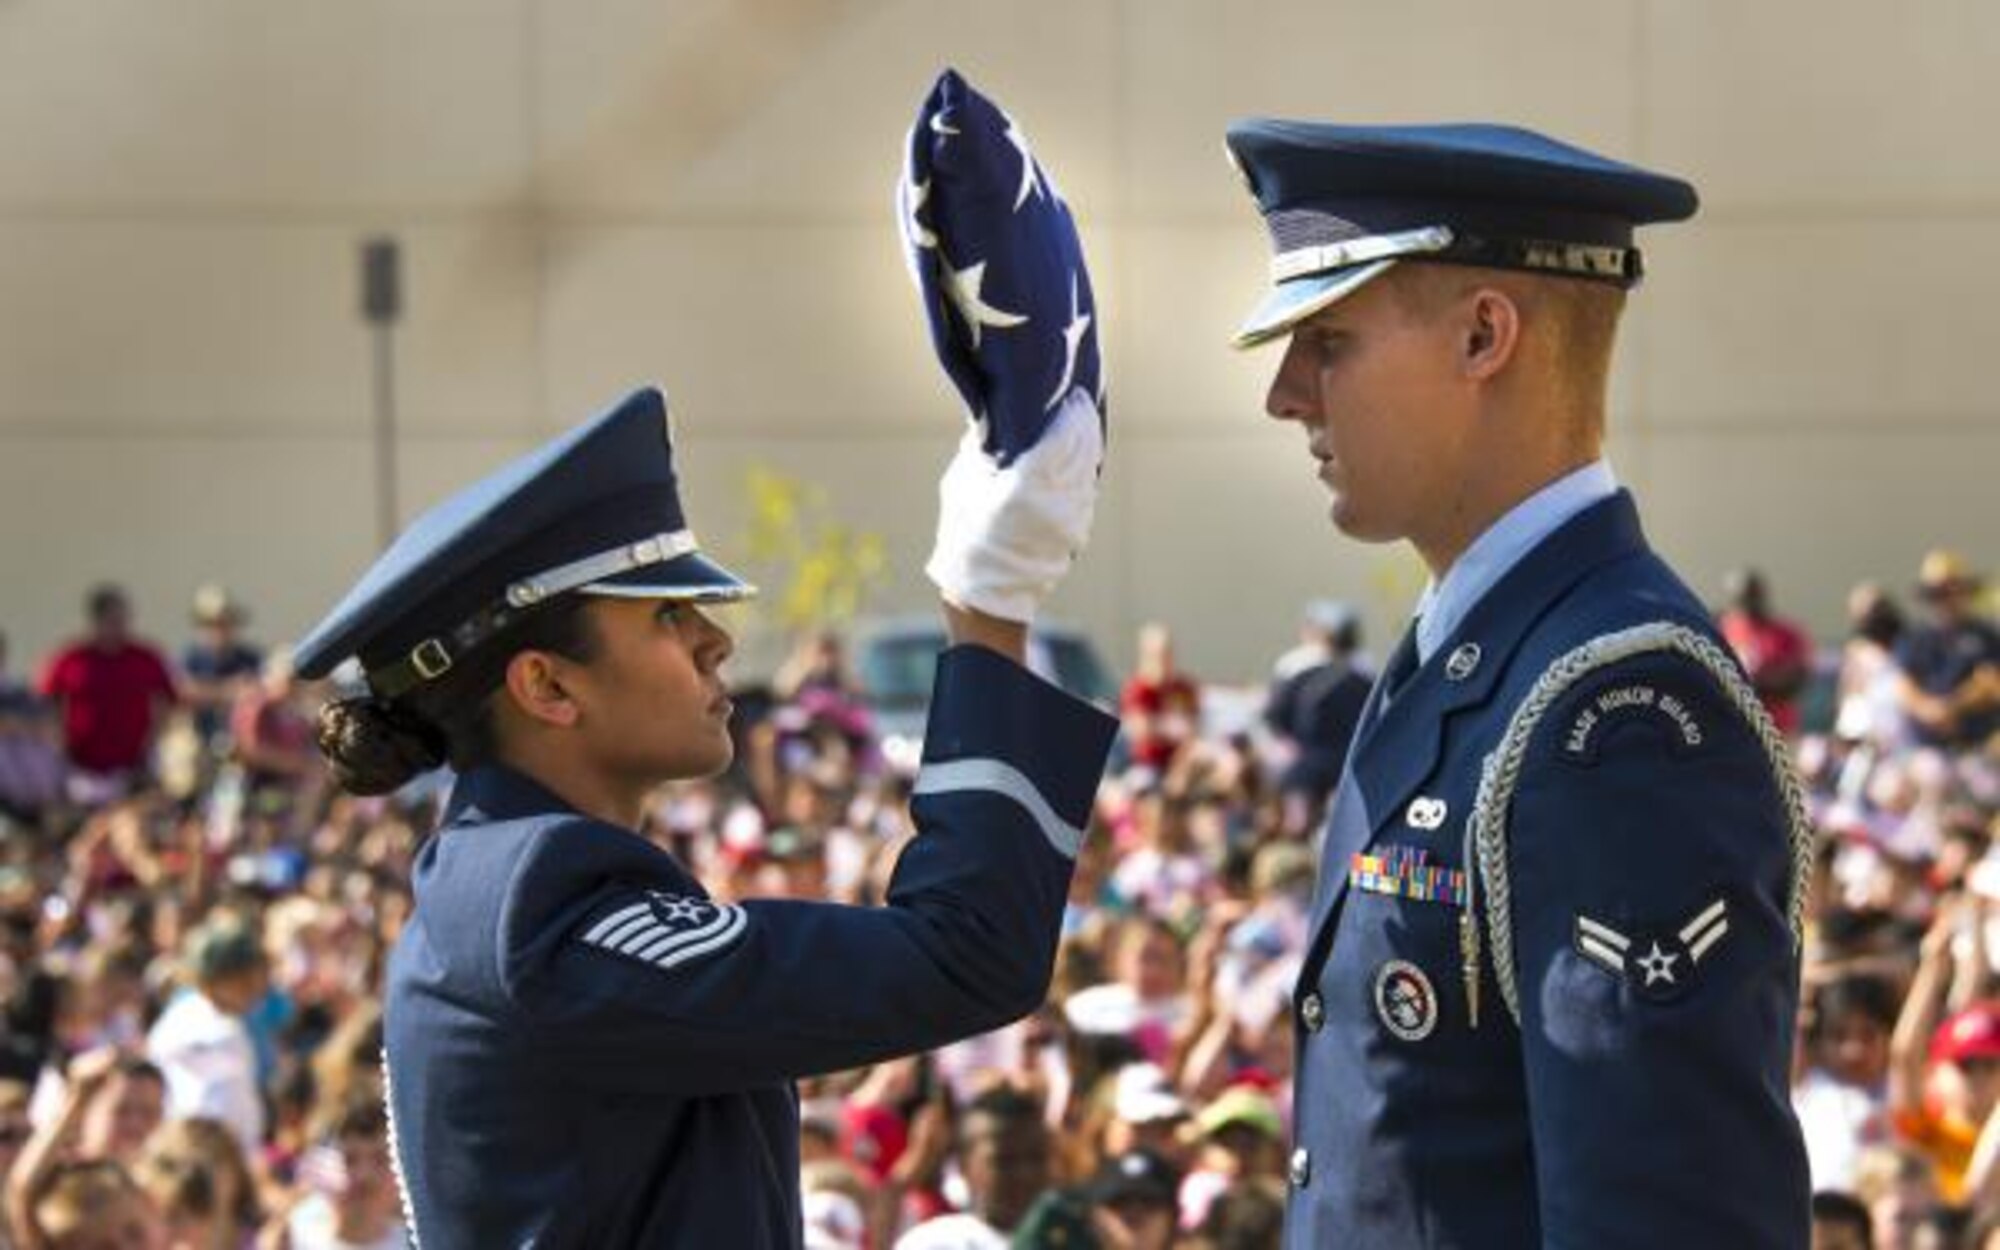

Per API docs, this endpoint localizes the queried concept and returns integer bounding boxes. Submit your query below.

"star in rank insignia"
[1572,897,1730,1003]
[580,890,749,973]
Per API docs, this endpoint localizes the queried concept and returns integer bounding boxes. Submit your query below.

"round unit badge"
[1373,959,1439,1041]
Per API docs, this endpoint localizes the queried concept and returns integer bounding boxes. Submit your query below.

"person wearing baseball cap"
[1890,996,2000,1203]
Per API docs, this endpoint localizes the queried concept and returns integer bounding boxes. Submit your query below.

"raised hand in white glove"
[928,387,1102,623]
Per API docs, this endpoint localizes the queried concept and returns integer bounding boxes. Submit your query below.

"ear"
[1459,287,1521,382]
[500,650,580,729]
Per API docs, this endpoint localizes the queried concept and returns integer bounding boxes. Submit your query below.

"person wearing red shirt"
[1119,623,1201,774]
[38,584,177,791]
[1717,568,1815,736]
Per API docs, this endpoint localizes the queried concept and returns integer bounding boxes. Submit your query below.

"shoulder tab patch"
[579,891,748,972]
[1557,678,1708,766]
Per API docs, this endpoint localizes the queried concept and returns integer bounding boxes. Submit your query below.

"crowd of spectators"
[0,547,1994,1250]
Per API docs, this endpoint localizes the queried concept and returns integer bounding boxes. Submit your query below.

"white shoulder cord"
[1466,622,1814,1028]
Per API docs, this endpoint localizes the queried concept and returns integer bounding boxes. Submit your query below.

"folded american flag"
[898,68,1105,467]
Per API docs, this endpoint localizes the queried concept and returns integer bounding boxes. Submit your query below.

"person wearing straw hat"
[1895,549,2000,749]
[1226,119,1812,1247]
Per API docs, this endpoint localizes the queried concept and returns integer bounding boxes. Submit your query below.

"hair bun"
[316,697,448,796]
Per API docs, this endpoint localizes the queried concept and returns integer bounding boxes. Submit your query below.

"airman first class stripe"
[911,757,1084,860]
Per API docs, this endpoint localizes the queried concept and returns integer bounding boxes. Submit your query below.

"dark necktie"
[1377,620,1423,714]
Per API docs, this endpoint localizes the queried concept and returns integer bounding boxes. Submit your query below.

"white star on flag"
[899,174,937,252]
[1003,119,1046,212]
[945,259,1028,349]
[1045,272,1093,410]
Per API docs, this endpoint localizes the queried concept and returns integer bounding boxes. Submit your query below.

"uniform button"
[1289,1147,1312,1189]
[1300,992,1325,1033]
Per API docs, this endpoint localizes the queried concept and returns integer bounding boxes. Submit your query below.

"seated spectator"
[146,921,268,1157]
[284,1102,407,1250]
[1085,1149,1179,1250]
[895,1086,1052,1248]
[1120,625,1200,778]
[225,647,322,836]
[1063,917,1188,1068]
[73,1056,164,1170]
[1837,583,1909,753]
[4,1048,169,1250]
[179,586,263,767]
[1100,1063,1191,1172]
[0,632,63,823]
[1718,567,1815,736]
[1797,974,1899,1190]
[1852,1143,1940,1250]
[1107,789,1211,921]
[133,1117,258,1250]
[1180,1087,1285,1232]
[37,585,177,803]
[1811,1189,1873,1250]
[1187,1177,1285,1250]
[1263,600,1370,834]
[1896,552,2000,751]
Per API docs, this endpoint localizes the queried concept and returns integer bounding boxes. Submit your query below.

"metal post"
[361,237,403,550]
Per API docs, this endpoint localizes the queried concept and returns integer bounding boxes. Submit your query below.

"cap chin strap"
[365,530,726,700]
[1271,224,1643,288]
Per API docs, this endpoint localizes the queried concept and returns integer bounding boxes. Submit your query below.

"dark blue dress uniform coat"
[381,645,1116,1248]
[1283,492,1812,1249]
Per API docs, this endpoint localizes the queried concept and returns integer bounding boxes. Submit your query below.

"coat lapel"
[1305,491,1650,945]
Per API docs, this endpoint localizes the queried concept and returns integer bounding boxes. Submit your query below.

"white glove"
[926,388,1103,623]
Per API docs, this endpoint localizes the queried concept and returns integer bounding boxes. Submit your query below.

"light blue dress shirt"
[1412,460,1620,664]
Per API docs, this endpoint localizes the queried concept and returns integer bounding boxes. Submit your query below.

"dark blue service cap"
[1224,120,1699,348]
[293,386,754,696]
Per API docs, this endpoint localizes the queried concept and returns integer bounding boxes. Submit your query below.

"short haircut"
[1389,262,1626,437]
[962,1085,1045,1143]
[1810,1190,1872,1248]
[86,584,128,621]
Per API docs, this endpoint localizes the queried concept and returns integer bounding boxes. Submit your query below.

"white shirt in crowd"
[144,988,265,1156]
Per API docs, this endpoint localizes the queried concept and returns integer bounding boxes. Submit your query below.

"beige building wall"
[1,0,1994,682]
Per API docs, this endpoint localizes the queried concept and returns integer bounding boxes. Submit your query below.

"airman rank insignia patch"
[1374,959,1439,1041]
[1572,898,1730,1003]
[580,891,749,973]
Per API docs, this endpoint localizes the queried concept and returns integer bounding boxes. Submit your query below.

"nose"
[692,607,735,671]
[1263,333,1314,424]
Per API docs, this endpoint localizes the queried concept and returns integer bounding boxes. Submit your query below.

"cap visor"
[581,550,758,602]
[1230,259,1398,349]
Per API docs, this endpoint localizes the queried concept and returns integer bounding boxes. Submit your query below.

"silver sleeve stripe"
[1469,621,1815,1028]
[911,757,1084,860]
[600,912,660,950]
[1689,920,1730,962]
[627,910,741,961]
[1577,935,1627,973]
[1678,900,1727,944]
[1576,916,1631,950]
[584,901,654,945]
